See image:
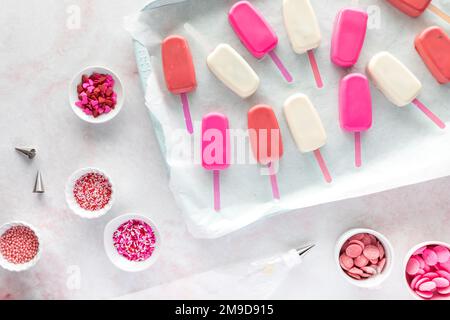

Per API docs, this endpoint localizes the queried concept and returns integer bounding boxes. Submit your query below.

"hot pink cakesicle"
[201,113,230,211]
[339,73,372,167]
[229,1,293,83]
[331,8,368,67]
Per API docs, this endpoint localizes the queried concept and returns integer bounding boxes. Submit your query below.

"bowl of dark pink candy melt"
[69,66,124,124]
[103,213,161,272]
[0,221,41,272]
[405,242,450,300]
[335,228,394,288]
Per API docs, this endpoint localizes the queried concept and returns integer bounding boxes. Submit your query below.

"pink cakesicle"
[161,35,197,134]
[201,113,231,211]
[229,1,293,83]
[331,8,368,67]
[339,73,372,167]
[248,105,283,199]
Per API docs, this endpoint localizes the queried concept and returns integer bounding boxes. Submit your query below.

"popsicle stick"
[307,50,323,88]
[267,162,280,200]
[354,132,362,168]
[213,170,220,211]
[268,51,293,83]
[313,149,332,183]
[428,4,450,24]
[180,93,194,134]
[412,98,446,129]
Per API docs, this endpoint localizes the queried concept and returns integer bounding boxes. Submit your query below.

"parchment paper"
[125,0,450,238]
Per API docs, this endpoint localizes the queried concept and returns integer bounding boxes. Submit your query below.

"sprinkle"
[112,219,156,262]
[75,73,117,118]
[0,226,39,264]
[73,172,112,211]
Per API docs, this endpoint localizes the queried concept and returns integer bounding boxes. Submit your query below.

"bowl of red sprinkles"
[0,221,41,272]
[104,214,161,272]
[69,66,124,124]
[65,167,115,219]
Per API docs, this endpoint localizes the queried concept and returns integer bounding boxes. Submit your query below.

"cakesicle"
[201,113,230,211]
[367,51,445,129]
[283,94,332,183]
[248,105,283,199]
[415,26,450,84]
[161,35,197,133]
[339,73,372,167]
[283,0,323,88]
[229,1,293,82]
[207,44,260,98]
[387,0,431,17]
[386,0,450,23]
[331,8,368,67]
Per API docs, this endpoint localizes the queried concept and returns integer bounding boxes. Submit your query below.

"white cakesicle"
[283,93,326,153]
[283,0,321,54]
[207,44,260,98]
[367,51,422,107]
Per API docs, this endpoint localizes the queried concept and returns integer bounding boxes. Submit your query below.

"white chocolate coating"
[367,51,422,107]
[207,44,260,98]
[283,0,321,54]
[283,93,326,153]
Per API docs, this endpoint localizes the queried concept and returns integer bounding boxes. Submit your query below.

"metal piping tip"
[296,244,315,257]
[15,147,36,159]
[33,170,45,193]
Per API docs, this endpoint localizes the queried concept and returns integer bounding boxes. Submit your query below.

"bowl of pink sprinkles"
[104,214,161,272]
[65,167,115,219]
[0,221,41,272]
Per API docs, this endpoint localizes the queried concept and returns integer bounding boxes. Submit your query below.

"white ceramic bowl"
[0,221,41,272]
[335,228,394,289]
[404,241,450,300]
[69,66,124,124]
[104,213,161,272]
[65,167,115,219]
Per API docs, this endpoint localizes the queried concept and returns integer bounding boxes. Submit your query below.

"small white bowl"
[69,66,124,124]
[404,241,450,300]
[104,213,161,272]
[0,221,42,272]
[335,228,394,289]
[65,167,115,219]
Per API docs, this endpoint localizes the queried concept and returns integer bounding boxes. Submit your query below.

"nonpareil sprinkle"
[75,73,117,118]
[112,219,156,262]
[0,226,39,264]
[73,172,112,211]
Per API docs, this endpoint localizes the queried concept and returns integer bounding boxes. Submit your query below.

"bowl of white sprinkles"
[65,167,115,219]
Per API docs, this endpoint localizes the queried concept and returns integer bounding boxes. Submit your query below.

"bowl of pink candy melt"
[0,221,41,272]
[103,213,161,272]
[69,66,124,124]
[405,242,450,300]
[336,228,394,288]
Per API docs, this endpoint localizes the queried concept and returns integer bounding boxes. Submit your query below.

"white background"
[0,0,449,299]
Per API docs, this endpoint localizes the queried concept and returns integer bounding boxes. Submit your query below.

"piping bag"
[117,244,314,299]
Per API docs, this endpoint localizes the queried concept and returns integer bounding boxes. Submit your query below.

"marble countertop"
[0,0,449,299]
